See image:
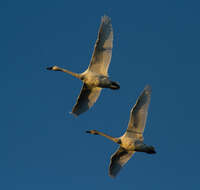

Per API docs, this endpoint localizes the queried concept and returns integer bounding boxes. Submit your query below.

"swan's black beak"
[46,67,53,70]
[86,130,98,135]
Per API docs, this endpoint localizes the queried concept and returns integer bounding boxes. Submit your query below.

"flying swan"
[47,15,119,116]
[86,85,156,178]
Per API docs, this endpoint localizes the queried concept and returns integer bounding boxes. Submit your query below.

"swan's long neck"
[60,68,81,79]
[86,130,119,144]
[47,66,81,79]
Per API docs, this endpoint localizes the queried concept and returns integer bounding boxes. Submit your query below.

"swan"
[86,85,156,178]
[46,15,119,116]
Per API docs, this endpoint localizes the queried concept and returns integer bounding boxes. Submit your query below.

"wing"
[71,84,102,116]
[126,85,152,137]
[109,147,135,178]
[88,15,113,76]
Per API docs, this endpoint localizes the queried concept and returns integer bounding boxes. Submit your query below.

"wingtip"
[69,111,78,117]
[108,172,116,179]
[144,85,152,94]
[102,15,111,23]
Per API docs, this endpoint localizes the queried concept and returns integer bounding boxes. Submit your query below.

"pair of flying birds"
[47,15,156,178]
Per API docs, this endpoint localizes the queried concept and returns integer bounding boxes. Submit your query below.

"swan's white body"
[47,15,119,116]
[87,85,156,178]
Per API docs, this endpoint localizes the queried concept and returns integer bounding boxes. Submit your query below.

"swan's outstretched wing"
[109,147,135,178]
[71,84,101,116]
[88,15,113,76]
[125,85,152,138]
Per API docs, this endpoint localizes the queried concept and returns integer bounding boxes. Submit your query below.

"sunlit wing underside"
[126,85,152,136]
[88,15,113,76]
[71,84,102,116]
[109,147,135,178]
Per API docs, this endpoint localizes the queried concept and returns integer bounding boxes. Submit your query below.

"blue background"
[1,0,200,189]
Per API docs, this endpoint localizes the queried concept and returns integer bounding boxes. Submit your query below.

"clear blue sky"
[1,0,200,189]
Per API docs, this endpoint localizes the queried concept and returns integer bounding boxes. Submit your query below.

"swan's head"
[46,66,61,71]
[86,130,99,135]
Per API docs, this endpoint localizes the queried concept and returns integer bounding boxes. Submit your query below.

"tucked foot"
[147,146,156,154]
[135,144,156,154]
[110,81,120,90]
